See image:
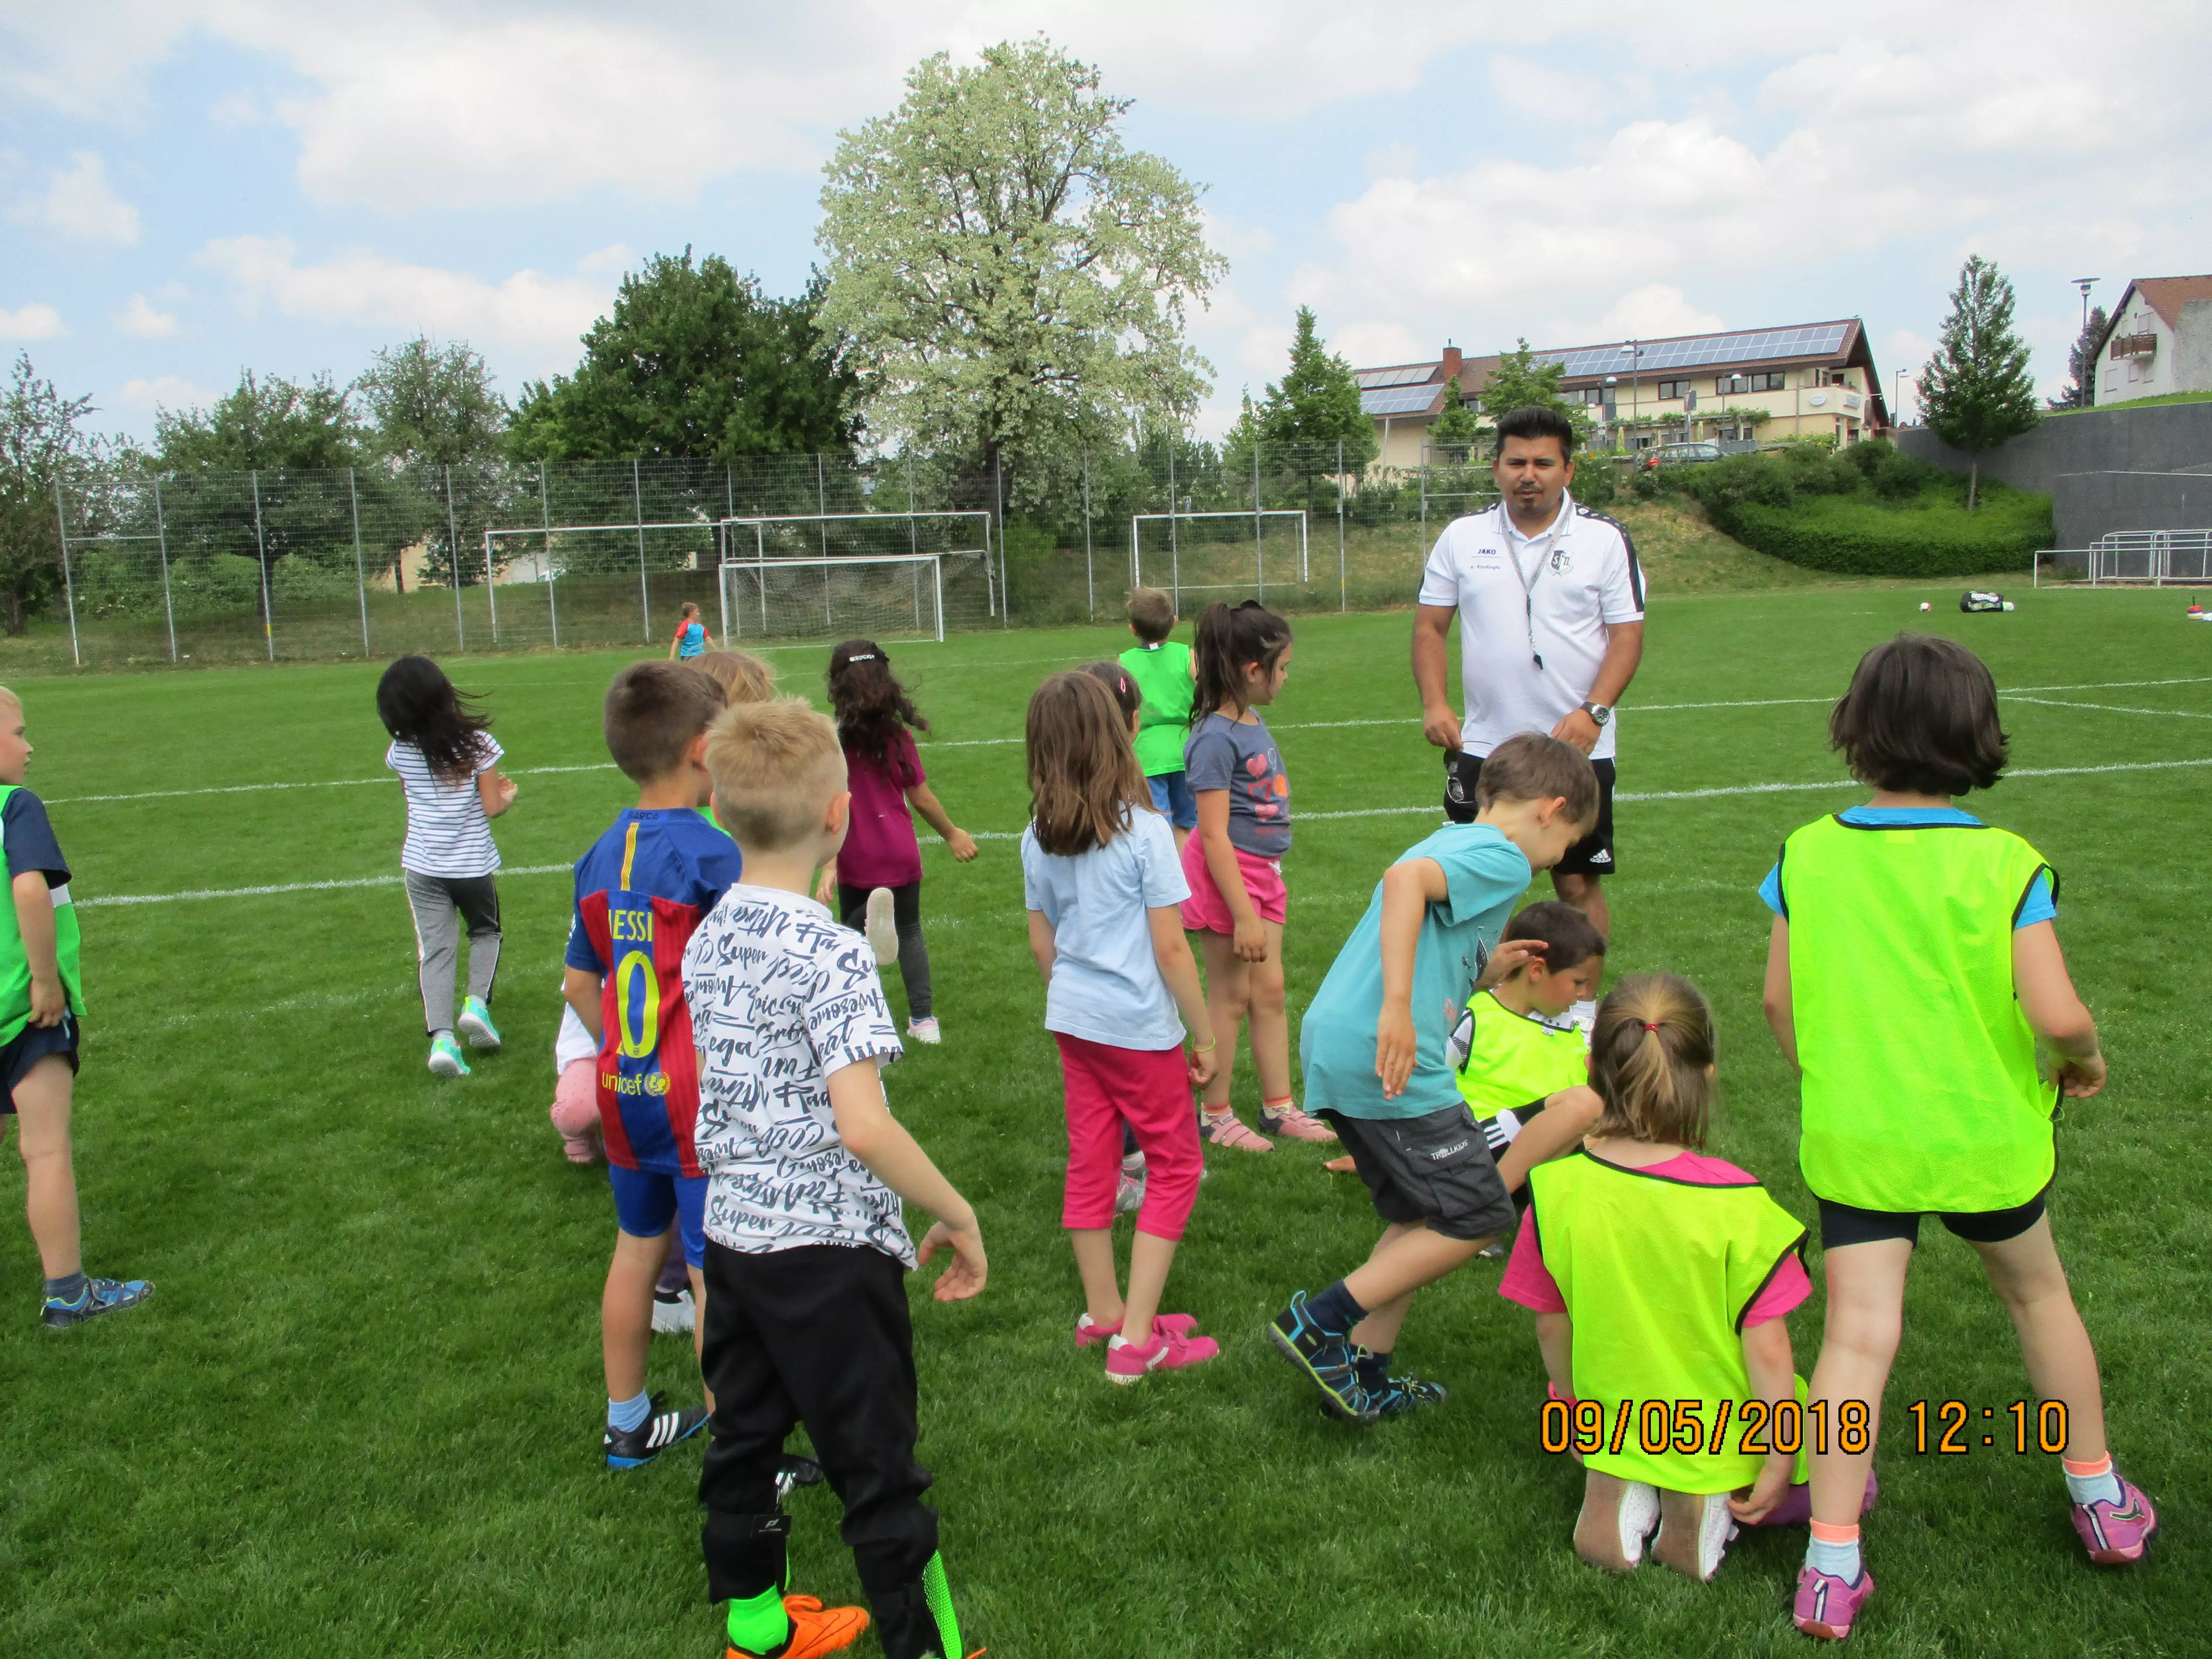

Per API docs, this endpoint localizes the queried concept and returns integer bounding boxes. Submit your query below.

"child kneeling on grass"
[1453,899,1607,1187]
[1765,634,2154,1642]
[1501,974,1862,1582]
[1268,732,1595,1422]
[1023,670,1219,1382]
[685,696,987,1659]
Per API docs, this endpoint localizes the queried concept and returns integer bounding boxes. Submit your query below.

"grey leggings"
[837,881,931,1018]
[405,871,502,1035]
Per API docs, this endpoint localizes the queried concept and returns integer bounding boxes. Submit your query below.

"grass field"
[1,583,2204,1658]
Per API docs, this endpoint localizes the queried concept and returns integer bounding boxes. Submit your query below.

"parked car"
[1642,441,1723,470]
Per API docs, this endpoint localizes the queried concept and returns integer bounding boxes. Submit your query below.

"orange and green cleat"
[727,1595,869,1659]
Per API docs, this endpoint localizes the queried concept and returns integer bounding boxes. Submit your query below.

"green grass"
[1,585,2205,1657]
[2048,390,2212,416]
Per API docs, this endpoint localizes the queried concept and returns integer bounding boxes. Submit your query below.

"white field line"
[2011,696,2212,719]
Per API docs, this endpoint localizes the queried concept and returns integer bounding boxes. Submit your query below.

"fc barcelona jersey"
[565,808,744,1175]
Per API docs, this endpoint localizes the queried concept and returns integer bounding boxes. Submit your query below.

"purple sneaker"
[2072,1476,2157,1565]
[1793,1565,1873,1641]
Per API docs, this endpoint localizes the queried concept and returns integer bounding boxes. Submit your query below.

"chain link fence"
[36,444,1495,672]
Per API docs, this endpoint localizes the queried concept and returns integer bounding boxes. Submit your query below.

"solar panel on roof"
[1547,324,1851,380]
[1355,364,1437,389]
[1362,385,1442,416]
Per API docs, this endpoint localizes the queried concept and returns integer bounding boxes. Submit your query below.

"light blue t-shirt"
[1300,822,1534,1121]
[1758,806,2055,926]
[1021,809,1192,1052]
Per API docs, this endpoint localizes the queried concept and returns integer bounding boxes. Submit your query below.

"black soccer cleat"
[603,1392,708,1470]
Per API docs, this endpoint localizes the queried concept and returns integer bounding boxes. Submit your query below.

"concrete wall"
[1898,400,2212,545]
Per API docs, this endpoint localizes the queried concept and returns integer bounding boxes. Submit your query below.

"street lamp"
[2072,276,2100,332]
[1602,375,1619,449]
[1618,342,1642,448]
[1893,368,1907,428]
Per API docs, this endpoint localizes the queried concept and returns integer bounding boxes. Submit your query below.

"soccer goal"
[714,511,997,641]
[482,519,720,648]
[1129,510,1309,609]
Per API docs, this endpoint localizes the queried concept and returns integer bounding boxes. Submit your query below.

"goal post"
[719,552,964,644]
[1129,510,1309,610]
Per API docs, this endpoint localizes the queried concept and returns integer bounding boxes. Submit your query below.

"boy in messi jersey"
[564,662,742,1468]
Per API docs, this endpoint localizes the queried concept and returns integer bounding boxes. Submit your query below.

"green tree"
[152,369,362,471]
[2049,304,2108,412]
[509,253,857,462]
[0,354,112,635]
[1472,338,1592,448]
[356,337,508,466]
[1429,380,1483,449]
[1920,255,2039,510]
[817,37,1225,499]
[1255,307,1376,464]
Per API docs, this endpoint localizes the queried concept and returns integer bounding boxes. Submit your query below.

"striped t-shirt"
[388,736,503,877]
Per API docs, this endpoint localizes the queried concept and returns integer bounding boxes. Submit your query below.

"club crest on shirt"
[1550,547,1573,574]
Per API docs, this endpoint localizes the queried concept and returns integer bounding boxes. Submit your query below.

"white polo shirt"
[1418,493,1645,762]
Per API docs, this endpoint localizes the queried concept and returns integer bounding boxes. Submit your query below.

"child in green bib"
[1764,635,2155,1642]
[0,687,152,1329]
[1117,587,1197,854]
[1451,899,1606,1179]
[1504,974,1817,1583]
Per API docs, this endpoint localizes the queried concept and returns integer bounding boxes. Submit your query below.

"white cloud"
[114,293,179,338]
[12,151,140,246]
[1597,286,1725,340]
[197,234,614,359]
[0,301,64,340]
[576,243,635,277]
[116,375,219,414]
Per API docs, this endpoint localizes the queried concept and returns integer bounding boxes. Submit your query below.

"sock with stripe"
[2064,1453,2124,1508]
[608,1389,651,1434]
[45,1271,89,1304]
[1805,1519,1862,1582]
[1303,1279,1367,1340]
[726,1585,789,1656]
[1354,1347,1391,1392]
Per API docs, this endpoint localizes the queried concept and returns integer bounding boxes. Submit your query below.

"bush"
[1707,489,2051,577]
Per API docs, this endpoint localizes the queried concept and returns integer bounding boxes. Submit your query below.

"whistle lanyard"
[1501,504,1560,672]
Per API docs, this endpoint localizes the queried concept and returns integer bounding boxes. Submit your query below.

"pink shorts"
[1178,835,1288,933]
[1056,1033,1203,1240]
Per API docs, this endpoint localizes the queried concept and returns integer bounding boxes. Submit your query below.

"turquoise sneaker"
[42,1276,153,1328]
[456,997,501,1051]
[428,1033,471,1077]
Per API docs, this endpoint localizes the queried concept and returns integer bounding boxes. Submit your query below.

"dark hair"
[1494,404,1577,459]
[1191,600,1292,720]
[1829,633,2008,795]
[1126,586,1176,643]
[377,655,493,785]
[604,660,726,783]
[1502,899,1608,975]
[1027,671,1153,857]
[1473,731,1600,824]
[826,638,927,770]
[1588,973,1716,1149]
[1081,660,1143,727]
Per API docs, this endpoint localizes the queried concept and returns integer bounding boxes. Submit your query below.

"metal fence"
[35,444,1495,672]
[2033,528,2212,586]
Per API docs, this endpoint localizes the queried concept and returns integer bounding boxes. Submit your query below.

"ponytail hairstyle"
[1026,670,1153,857]
[376,654,493,785]
[826,638,927,770]
[1080,660,1143,731]
[1191,599,1292,721]
[1587,973,1717,1149]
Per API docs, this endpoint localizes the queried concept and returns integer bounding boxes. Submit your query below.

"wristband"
[1192,1040,1216,1054]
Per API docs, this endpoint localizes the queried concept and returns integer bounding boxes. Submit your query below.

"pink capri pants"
[1054,1032,1203,1241]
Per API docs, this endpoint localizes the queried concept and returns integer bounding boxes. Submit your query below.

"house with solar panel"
[2090,276,2212,407]
[1356,321,1890,471]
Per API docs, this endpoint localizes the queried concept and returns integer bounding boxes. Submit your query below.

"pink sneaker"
[1200,1109,1273,1152]
[1793,1565,1873,1641]
[1258,1103,1339,1142]
[1104,1325,1220,1383]
[2072,1476,2157,1564]
[1076,1311,1200,1349]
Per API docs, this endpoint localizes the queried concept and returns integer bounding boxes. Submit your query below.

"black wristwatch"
[1580,701,1612,728]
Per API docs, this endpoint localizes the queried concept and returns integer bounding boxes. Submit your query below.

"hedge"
[1702,488,2052,577]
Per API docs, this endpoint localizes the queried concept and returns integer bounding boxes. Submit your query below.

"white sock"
[1805,1535,1862,1580]
[2064,1462,2124,1507]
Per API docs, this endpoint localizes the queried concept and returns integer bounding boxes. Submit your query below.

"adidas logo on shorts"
[1588,850,1612,866]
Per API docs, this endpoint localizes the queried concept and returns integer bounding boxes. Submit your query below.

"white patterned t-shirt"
[681,884,912,1264]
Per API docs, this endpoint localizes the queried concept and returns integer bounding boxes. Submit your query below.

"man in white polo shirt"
[1412,404,1645,940]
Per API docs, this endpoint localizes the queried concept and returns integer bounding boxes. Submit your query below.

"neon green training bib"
[1118,641,1194,778]
[1455,989,1586,1119]
[1529,1149,1809,1493]
[0,784,83,1046]
[1781,814,2056,1212]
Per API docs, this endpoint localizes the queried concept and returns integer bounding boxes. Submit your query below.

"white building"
[2093,276,2212,406]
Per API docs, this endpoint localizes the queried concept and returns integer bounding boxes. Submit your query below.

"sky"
[3,1,2208,446]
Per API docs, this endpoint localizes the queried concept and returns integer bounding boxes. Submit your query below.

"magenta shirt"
[840,729,925,888]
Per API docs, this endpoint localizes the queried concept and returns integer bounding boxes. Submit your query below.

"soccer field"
[2,583,2203,1658]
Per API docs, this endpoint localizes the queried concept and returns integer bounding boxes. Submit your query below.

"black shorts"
[1443,751,1616,878]
[0,1013,79,1113]
[1319,1103,1517,1243]
[1817,1185,2050,1249]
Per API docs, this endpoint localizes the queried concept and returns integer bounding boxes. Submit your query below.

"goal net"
[715,511,997,640]
[1130,510,1310,608]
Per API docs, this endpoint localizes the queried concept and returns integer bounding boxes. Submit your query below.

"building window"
[1577,385,1606,404]
[1655,379,1688,400]
[1749,371,1787,392]
[1822,368,1852,386]
[1717,374,1749,395]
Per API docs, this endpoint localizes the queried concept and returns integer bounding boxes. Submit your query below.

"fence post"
[152,476,178,661]
[1082,443,1094,621]
[540,461,559,648]
[346,468,369,656]
[50,477,81,668]
[632,459,651,643]
[482,472,500,642]
[252,468,275,662]
[444,467,465,650]
[718,465,734,649]
[1167,439,1179,616]
[1337,439,1347,613]
[1253,441,1264,603]
[994,449,1008,625]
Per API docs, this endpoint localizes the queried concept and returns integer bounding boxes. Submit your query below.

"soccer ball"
[1919,602,1932,611]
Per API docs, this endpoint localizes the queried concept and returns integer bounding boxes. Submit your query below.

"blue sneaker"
[603,1391,709,1470]
[456,997,501,1051]
[42,1276,153,1329]
[1353,1350,1448,1420]
[1267,1291,1376,1424]
[428,1033,470,1077]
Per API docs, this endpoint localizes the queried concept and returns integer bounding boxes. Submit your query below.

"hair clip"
[845,653,876,662]
[1642,1020,1661,1031]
